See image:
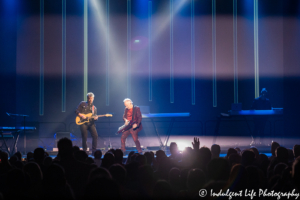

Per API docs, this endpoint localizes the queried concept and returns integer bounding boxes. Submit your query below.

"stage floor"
[40,135,299,158]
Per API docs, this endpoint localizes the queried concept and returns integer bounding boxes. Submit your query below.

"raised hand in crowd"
[192,137,200,150]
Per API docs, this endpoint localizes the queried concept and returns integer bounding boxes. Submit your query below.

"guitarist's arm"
[78,113,86,119]
[133,107,142,128]
[123,108,128,125]
[75,102,87,119]
[93,106,98,120]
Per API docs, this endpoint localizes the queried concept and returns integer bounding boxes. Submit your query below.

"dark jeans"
[80,123,98,152]
[121,128,142,153]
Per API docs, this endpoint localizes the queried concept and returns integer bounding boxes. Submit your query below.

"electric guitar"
[115,120,138,135]
[76,113,113,125]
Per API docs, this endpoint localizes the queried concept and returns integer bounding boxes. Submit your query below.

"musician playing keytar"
[76,92,98,154]
[250,88,271,146]
[121,98,143,153]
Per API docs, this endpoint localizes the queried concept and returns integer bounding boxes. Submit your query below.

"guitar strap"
[92,105,94,115]
[132,105,135,122]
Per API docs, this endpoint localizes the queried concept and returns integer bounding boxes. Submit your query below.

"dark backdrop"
[1,0,299,150]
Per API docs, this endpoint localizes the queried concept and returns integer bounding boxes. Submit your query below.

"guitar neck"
[76,114,112,125]
[88,114,106,119]
[96,114,107,117]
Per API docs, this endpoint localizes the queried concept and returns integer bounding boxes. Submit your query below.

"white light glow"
[90,0,124,70]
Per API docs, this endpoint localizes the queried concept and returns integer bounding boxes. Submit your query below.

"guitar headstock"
[105,114,113,117]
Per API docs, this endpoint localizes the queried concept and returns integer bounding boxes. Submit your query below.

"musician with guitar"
[75,92,100,154]
[120,98,143,153]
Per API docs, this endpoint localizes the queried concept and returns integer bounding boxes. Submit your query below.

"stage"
[1,0,300,157]
[37,136,297,158]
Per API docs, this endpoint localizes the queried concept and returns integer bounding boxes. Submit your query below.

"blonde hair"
[123,98,133,104]
[87,92,95,97]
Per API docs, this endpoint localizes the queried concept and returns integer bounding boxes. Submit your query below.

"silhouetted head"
[207,158,230,181]
[293,145,300,159]
[135,154,147,166]
[257,153,268,163]
[102,152,115,169]
[126,151,135,164]
[271,141,280,156]
[72,145,80,153]
[292,157,300,189]
[7,168,25,191]
[228,153,242,167]
[246,166,261,190]
[144,152,153,165]
[0,151,8,163]
[168,167,180,185]
[125,161,139,181]
[198,147,212,168]
[204,181,227,196]
[138,165,153,186]
[108,148,116,154]
[94,150,102,160]
[249,147,259,159]
[275,146,289,164]
[85,177,120,199]
[9,155,18,165]
[43,164,67,189]
[241,150,255,167]
[155,150,167,163]
[187,168,206,189]
[86,157,95,164]
[274,163,288,176]
[43,156,52,167]
[14,151,22,161]
[234,147,241,155]
[57,137,73,158]
[288,148,294,162]
[226,148,237,159]
[211,144,221,158]
[27,151,34,161]
[261,88,268,99]
[109,164,127,185]
[228,164,248,191]
[74,150,88,162]
[23,162,43,184]
[13,160,24,169]
[34,148,45,163]
[114,149,124,164]
[170,142,178,155]
[153,180,174,200]
[88,167,112,182]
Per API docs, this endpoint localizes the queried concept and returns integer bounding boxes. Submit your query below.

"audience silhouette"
[0,137,299,200]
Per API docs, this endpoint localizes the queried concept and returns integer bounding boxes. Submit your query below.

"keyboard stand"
[10,130,20,156]
[149,119,164,149]
[0,130,20,156]
[142,113,191,150]
[0,131,10,154]
[213,114,253,144]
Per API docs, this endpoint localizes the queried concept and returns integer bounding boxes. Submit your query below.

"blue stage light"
[134,0,148,19]
[3,0,16,11]
[243,0,254,16]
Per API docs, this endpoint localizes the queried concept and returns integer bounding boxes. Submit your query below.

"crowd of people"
[0,137,300,200]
